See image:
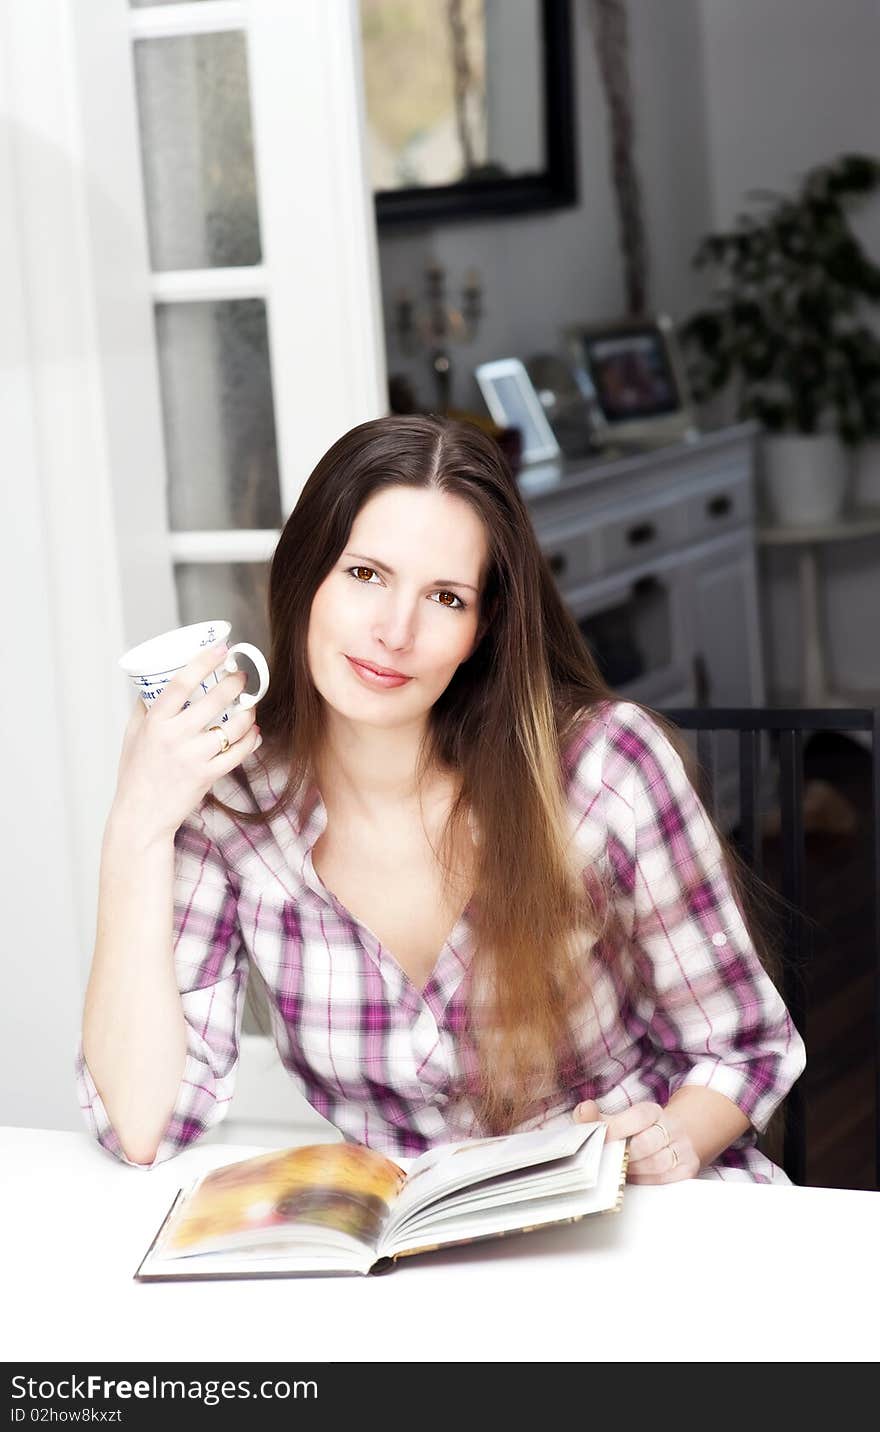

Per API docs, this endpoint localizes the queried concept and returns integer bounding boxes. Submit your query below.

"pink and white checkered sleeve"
[604,701,806,1132]
[75,805,250,1168]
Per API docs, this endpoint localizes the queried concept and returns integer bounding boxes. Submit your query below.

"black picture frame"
[374,0,576,230]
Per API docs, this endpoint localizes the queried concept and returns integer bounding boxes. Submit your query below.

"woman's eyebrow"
[343,552,479,593]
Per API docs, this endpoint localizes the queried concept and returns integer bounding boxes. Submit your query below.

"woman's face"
[307,484,489,729]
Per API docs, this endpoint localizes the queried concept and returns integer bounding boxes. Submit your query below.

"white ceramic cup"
[118,619,270,727]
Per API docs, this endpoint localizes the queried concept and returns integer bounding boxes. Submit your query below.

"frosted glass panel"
[156,300,283,531]
[175,563,271,663]
[133,32,260,270]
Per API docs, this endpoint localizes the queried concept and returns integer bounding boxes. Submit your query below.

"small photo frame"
[475,358,561,465]
[564,314,697,447]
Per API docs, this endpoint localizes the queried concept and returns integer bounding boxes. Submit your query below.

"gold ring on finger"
[207,724,230,756]
[669,1144,679,1169]
[651,1119,671,1148]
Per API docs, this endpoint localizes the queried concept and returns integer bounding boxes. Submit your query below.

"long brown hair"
[207,413,783,1134]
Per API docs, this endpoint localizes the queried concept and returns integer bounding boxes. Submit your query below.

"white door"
[94,0,387,651]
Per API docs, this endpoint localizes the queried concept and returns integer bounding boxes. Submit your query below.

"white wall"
[0,0,130,1130]
[699,0,880,696]
[700,0,880,243]
[378,0,713,413]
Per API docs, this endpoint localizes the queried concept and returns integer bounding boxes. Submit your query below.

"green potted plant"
[680,153,880,526]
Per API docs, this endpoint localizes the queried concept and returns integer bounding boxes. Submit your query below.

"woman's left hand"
[573,1099,700,1183]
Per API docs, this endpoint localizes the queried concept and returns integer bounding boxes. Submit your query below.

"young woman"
[79,414,805,1181]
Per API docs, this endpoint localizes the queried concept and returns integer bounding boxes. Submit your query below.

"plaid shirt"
[76,700,805,1181]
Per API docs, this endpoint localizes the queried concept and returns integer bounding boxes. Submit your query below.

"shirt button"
[712,932,728,946]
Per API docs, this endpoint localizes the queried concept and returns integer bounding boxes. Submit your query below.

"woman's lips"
[345,655,413,689]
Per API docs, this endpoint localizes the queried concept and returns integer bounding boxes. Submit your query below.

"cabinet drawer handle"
[548,551,567,576]
[693,652,711,705]
[707,494,732,517]
[632,574,659,597]
[627,522,657,546]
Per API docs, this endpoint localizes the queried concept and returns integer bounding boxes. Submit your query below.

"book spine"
[368,1256,398,1275]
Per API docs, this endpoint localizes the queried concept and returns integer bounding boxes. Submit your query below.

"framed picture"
[564,314,698,448]
[475,358,561,465]
[363,0,577,229]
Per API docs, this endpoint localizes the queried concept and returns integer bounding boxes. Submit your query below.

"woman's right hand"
[109,643,263,845]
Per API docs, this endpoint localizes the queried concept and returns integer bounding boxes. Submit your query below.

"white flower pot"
[762,434,851,526]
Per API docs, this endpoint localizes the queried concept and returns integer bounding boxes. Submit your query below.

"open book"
[135,1121,628,1281]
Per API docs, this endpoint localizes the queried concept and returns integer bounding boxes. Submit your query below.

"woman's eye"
[346,567,465,610]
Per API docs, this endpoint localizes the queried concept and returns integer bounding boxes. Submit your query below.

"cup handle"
[223,643,270,710]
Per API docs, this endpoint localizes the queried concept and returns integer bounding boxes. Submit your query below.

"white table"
[4,1127,878,1362]
[758,505,880,718]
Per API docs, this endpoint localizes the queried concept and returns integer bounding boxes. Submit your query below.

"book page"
[380,1138,627,1261]
[152,1143,406,1264]
[390,1122,607,1240]
[389,1122,602,1232]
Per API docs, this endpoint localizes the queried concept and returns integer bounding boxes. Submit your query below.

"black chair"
[654,706,880,1188]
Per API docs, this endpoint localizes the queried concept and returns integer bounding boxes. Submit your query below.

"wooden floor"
[757,730,877,1190]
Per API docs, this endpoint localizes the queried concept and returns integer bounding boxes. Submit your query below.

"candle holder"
[393,260,483,412]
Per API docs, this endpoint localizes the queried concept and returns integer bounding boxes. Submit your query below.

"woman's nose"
[374,594,417,649]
